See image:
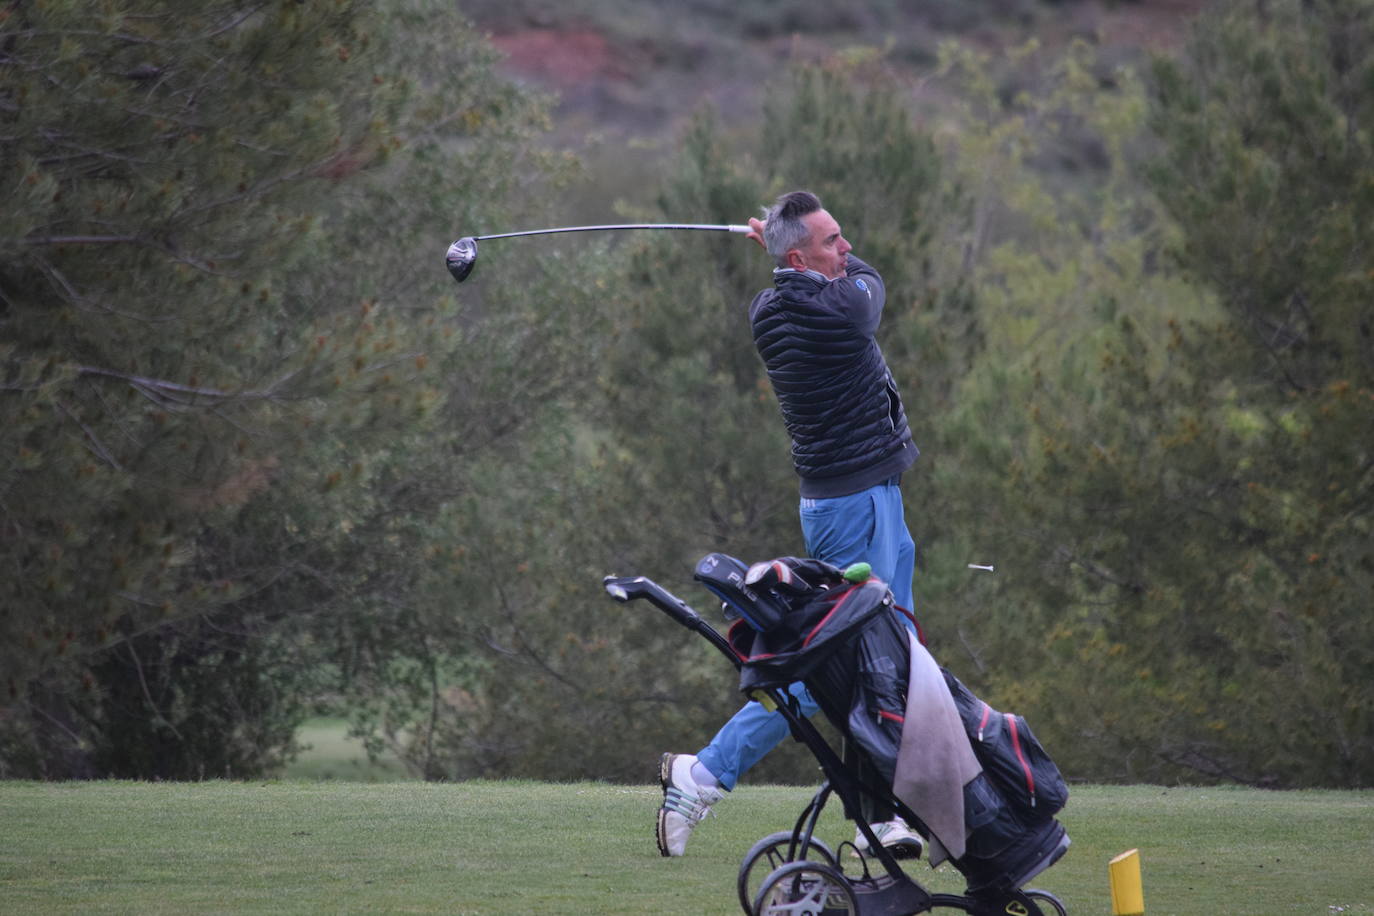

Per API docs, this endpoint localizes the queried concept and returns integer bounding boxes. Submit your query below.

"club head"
[445,237,478,283]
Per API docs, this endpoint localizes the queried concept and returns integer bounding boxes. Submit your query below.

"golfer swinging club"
[659,190,924,858]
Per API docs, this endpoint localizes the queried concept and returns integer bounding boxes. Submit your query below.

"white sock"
[691,760,722,792]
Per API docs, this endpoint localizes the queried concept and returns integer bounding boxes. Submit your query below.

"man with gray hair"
[657,190,923,858]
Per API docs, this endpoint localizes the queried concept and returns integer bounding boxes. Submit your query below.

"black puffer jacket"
[749,255,917,498]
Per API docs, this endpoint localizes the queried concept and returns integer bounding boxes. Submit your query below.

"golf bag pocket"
[844,650,906,787]
[973,706,1068,818]
[858,649,906,736]
[961,772,1024,859]
[945,672,1069,818]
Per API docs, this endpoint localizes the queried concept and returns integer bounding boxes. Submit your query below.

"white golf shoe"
[656,753,724,857]
[853,818,925,859]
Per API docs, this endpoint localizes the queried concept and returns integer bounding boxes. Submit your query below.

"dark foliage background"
[2,0,1368,788]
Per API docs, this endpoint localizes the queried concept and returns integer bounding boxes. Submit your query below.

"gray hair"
[762,190,823,268]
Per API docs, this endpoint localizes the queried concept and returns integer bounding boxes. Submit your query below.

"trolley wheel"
[1024,888,1068,916]
[753,860,857,916]
[736,831,840,915]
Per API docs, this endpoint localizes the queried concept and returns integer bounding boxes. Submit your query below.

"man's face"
[790,208,851,280]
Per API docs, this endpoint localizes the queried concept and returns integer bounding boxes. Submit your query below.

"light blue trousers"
[695,478,916,790]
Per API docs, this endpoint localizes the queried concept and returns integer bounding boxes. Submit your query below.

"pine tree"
[926,4,1373,787]
[0,0,584,776]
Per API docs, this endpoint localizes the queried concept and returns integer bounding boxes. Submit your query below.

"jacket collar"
[773,267,832,286]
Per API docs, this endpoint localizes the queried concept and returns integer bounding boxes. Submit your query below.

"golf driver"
[445,222,752,283]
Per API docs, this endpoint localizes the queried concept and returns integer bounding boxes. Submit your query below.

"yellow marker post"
[1109,848,1145,915]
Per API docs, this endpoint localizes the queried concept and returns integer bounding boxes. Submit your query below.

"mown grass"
[1,780,1370,914]
[284,718,411,783]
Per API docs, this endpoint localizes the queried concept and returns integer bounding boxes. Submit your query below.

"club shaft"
[473,223,751,241]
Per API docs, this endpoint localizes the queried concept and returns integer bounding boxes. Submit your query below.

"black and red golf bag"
[694,552,1071,895]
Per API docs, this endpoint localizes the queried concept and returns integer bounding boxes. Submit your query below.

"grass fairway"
[283,718,411,783]
[1,781,1370,914]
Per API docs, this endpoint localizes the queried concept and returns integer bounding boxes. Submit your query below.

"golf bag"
[694,552,1070,893]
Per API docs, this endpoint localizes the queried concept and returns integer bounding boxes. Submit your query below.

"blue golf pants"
[695,478,916,790]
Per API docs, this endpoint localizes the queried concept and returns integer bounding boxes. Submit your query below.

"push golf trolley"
[604,553,1072,916]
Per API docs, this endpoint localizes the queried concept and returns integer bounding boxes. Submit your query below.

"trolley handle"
[602,575,701,624]
[602,574,740,669]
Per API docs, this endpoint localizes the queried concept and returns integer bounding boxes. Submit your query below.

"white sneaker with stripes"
[853,818,925,859]
[656,753,724,857]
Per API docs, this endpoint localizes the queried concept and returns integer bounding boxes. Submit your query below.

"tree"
[924,5,1372,787]
[908,37,1224,783]
[0,0,591,777]
[1135,0,1374,785]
